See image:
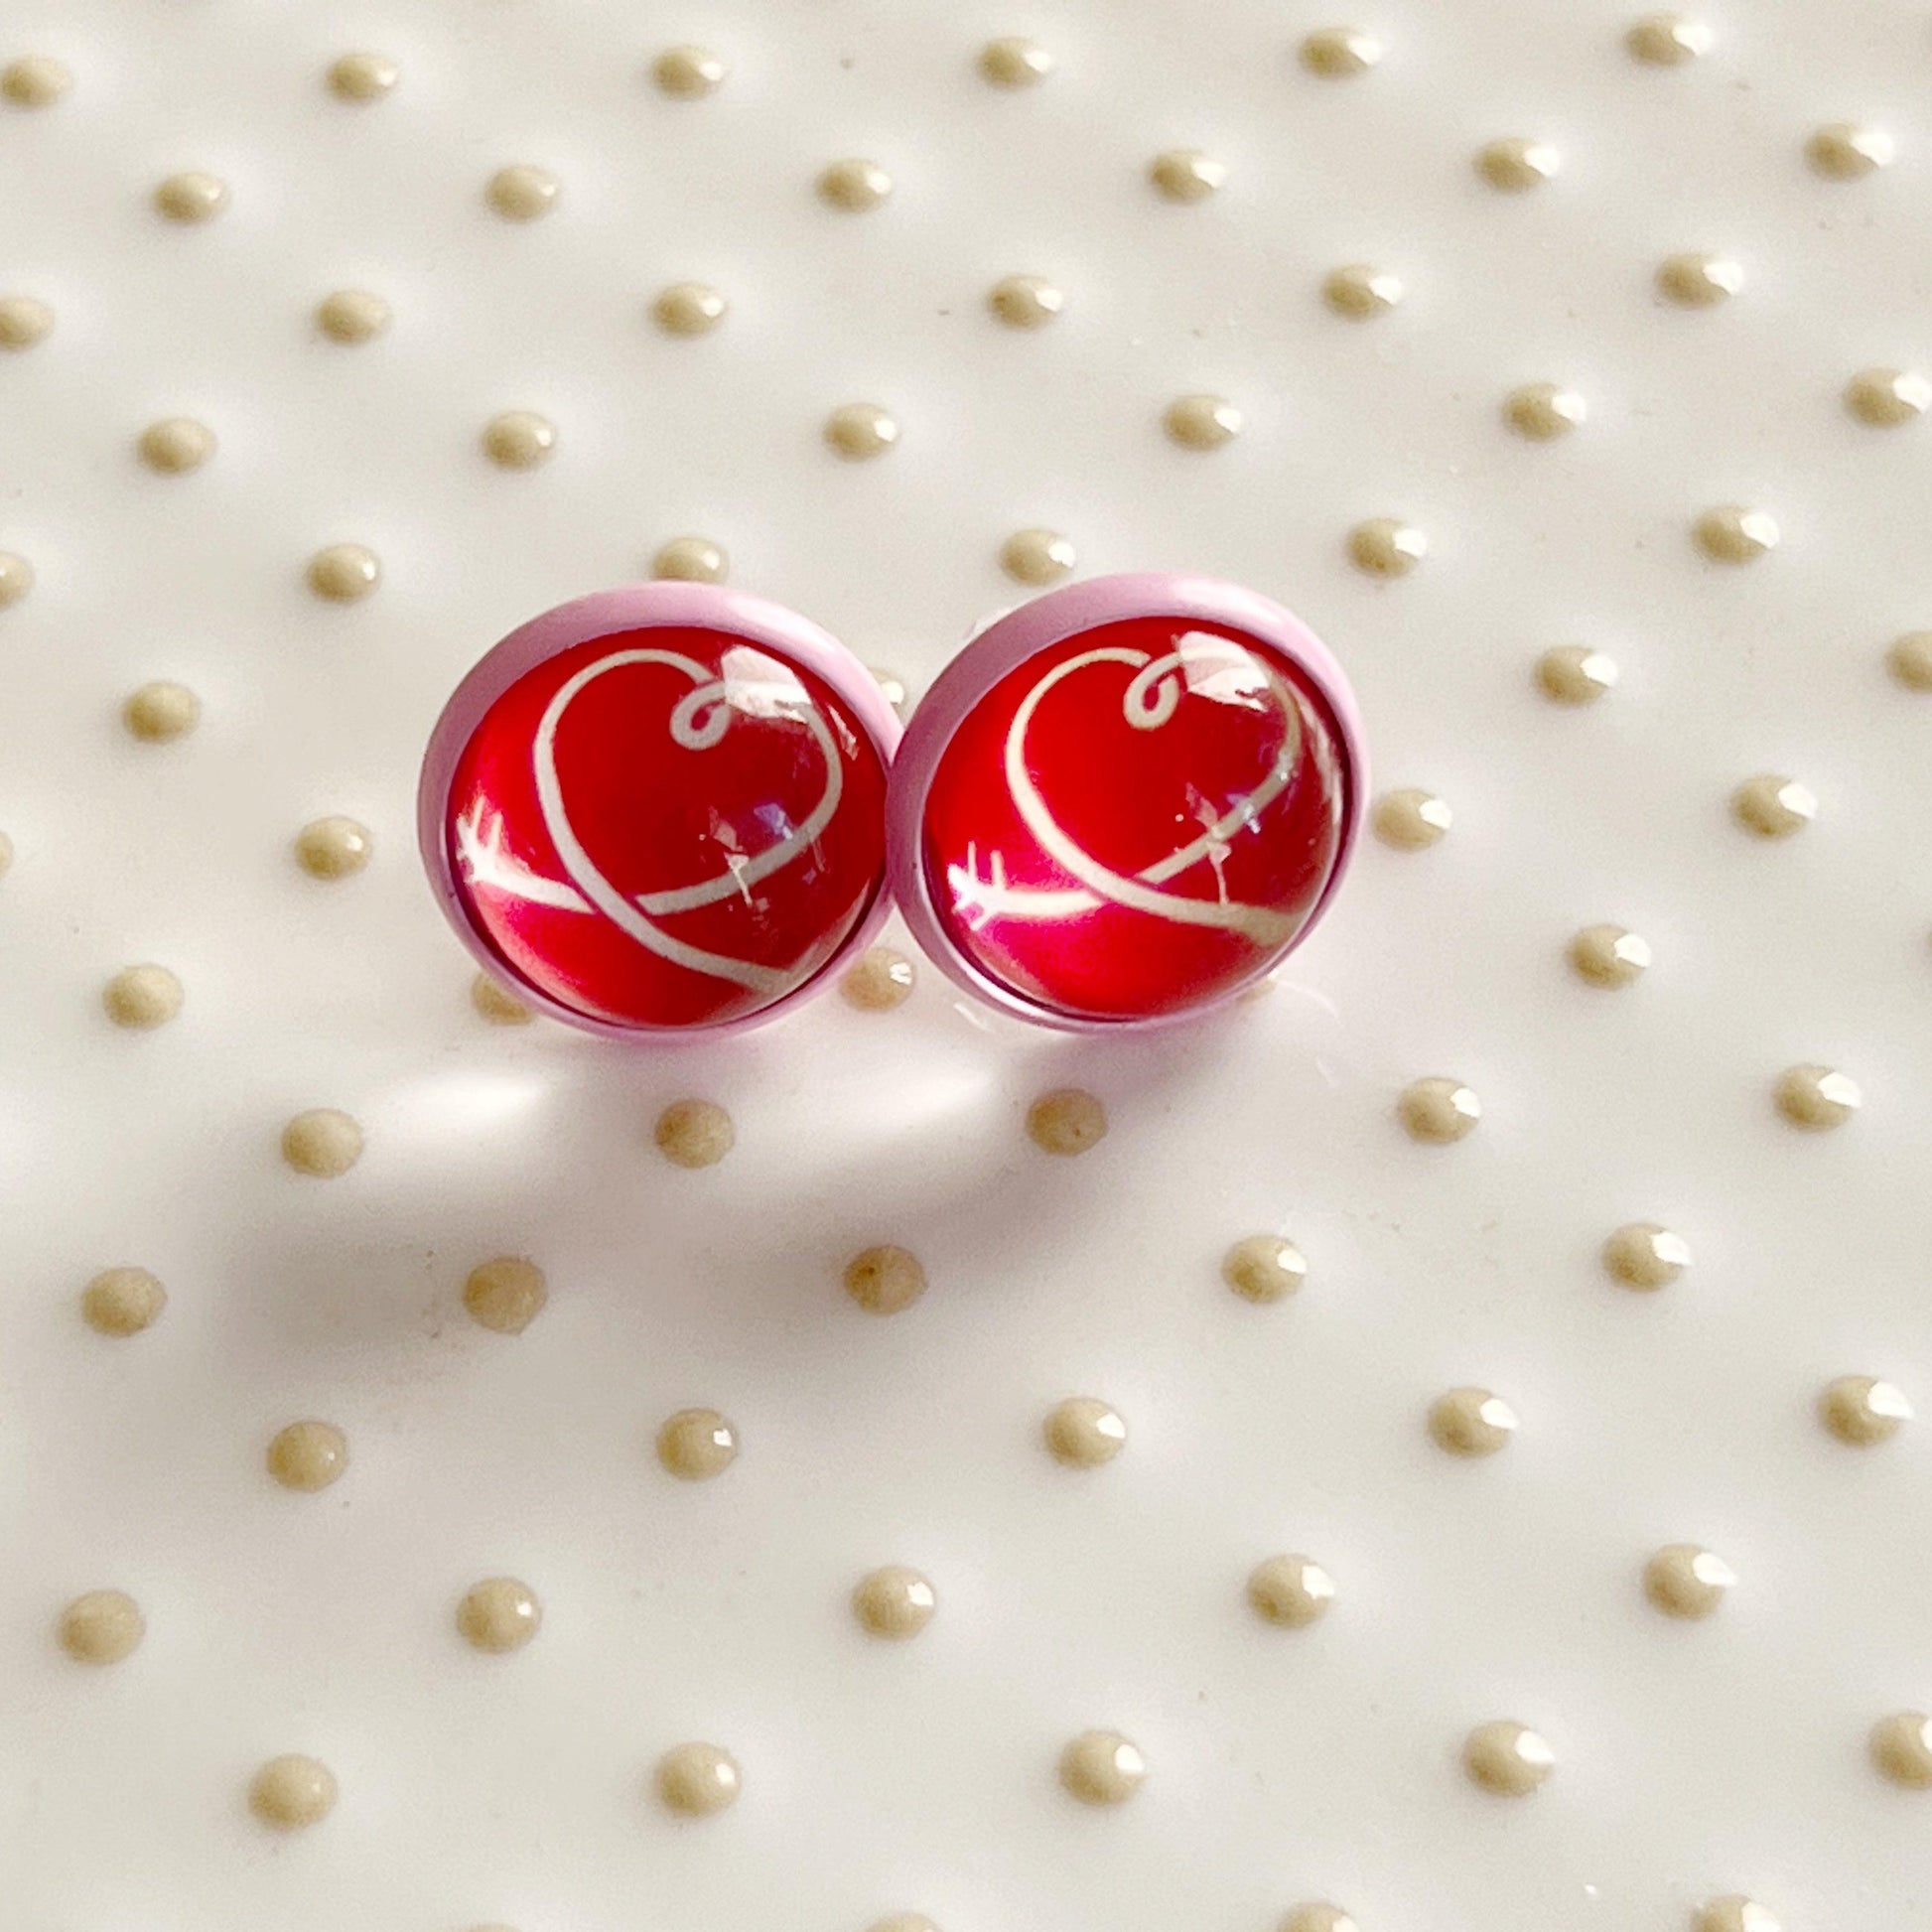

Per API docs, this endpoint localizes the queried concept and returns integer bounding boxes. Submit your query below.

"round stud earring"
[887,573,1364,1029]
[419,584,899,1034]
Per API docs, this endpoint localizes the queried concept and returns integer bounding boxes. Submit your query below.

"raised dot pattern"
[7,12,1929,1926]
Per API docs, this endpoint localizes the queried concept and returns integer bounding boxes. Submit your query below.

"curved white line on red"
[523,646,844,993]
[995,636,1303,944]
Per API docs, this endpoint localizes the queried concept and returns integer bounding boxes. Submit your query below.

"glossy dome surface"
[914,607,1356,1024]
[432,606,893,1032]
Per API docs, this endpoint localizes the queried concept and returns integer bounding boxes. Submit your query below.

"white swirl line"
[492,646,845,994]
[456,802,592,911]
[633,664,845,913]
[991,637,1304,944]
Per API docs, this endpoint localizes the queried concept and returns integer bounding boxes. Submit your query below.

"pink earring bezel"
[417,581,904,1039]
[885,571,1369,1034]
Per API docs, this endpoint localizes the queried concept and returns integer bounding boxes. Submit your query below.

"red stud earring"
[886,573,1365,1030]
[419,584,899,1035]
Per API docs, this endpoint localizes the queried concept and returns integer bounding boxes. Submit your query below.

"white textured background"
[4,2,1931,1927]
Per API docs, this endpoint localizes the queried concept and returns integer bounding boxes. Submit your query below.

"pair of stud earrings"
[417,573,1367,1036]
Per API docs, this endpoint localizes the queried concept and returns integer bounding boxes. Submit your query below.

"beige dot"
[1150,148,1226,203]
[1475,137,1560,191]
[1398,1076,1479,1145]
[988,273,1063,329]
[870,666,910,715]
[651,535,728,583]
[1323,263,1403,318]
[457,1577,542,1654]
[1463,1721,1554,1795]
[1164,393,1242,451]
[867,1919,940,1932]
[979,36,1052,86]
[123,680,200,743]
[1870,1712,1932,1788]
[1429,1387,1518,1456]
[0,551,33,608]
[651,282,727,336]
[249,1754,337,1830]
[1602,1220,1692,1291]
[1281,1906,1359,1932]
[1821,1374,1912,1447]
[1774,1063,1861,1130]
[1537,643,1618,704]
[102,963,183,1030]
[266,1419,348,1492]
[1808,122,1892,180]
[1372,787,1450,849]
[1027,1086,1107,1156]
[1644,1543,1736,1618]
[1504,382,1587,440]
[1222,1234,1308,1304]
[1626,13,1713,63]
[1059,1729,1144,1805]
[294,815,372,880]
[840,945,915,1011]
[1300,27,1381,75]
[307,543,380,602]
[59,1588,144,1664]
[818,158,893,210]
[842,1244,927,1316]
[824,402,898,460]
[656,1407,739,1480]
[2,54,71,105]
[82,1266,166,1337]
[1732,773,1816,838]
[1347,517,1427,577]
[463,1256,547,1335]
[154,171,228,222]
[472,972,534,1025]
[141,368,215,453]
[485,164,559,221]
[1247,1554,1335,1628]
[1568,923,1650,988]
[1694,505,1777,563]
[482,410,556,470]
[0,294,53,348]
[1657,251,1742,306]
[316,288,389,344]
[1886,632,1932,691]
[282,1107,363,1178]
[852,1566,937,1639]
[1044,1396,1126,1467]
[654,1098,734,1169]
[1693,1898,1781,1932]
[0,828,12,877]
[327,51,397,101]
[653,44,726,97]
[655,1741,740,1816]
[1846,366,1931,427]
[1000,527,1075,586]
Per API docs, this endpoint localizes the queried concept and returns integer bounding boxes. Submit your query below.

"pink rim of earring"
[418,582,903,1037]
[419,573,1366,1036]
[888,572,1367,1032]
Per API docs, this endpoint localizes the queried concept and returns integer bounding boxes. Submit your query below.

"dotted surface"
[5,3,1932,1929]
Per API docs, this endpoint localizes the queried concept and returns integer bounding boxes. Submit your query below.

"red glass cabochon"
[907,597,1358,1026]
[437,620,892,1031]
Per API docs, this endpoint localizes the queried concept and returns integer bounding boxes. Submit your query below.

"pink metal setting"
[886,573,1366,1032]
[419,583,901,1037]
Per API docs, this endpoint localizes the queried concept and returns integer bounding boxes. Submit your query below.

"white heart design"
[493,644,847,994]
[978,633,1313,943]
